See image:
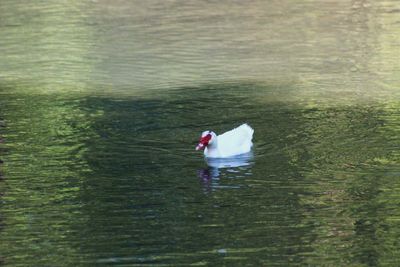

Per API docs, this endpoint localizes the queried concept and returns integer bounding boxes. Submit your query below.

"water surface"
[1,0,400,266]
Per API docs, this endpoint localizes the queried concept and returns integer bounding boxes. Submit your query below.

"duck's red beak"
[196,143,205,150]
[195,133,212,151]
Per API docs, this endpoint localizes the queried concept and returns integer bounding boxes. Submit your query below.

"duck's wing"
[217,124,254,156]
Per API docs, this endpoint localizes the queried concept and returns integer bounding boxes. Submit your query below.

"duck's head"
[196,131,216,151]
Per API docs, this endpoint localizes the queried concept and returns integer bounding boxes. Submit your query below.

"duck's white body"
[198,124,254,158]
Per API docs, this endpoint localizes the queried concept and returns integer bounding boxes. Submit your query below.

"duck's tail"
[238,123,254,139]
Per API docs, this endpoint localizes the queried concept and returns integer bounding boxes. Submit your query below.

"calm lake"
[1,0,400,266]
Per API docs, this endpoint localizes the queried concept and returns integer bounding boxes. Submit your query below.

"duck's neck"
[205,139,219,158]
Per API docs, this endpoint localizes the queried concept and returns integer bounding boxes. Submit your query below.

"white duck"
[196,123,254,158]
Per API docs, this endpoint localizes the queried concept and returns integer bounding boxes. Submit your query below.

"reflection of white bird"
[197,154,254,193]
[196,124,254,158]
[205,153,253,168]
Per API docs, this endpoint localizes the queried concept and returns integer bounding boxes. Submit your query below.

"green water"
[1,1,400,266]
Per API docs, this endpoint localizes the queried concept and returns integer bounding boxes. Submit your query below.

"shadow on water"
[73,83,316,265]
[0,82,400,265]
[73,83,400,265]
[0,117,5,266]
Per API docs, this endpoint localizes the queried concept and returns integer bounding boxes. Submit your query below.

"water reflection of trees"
[0,95,93,265]
[296,106,400,266]
[0,84,399,265]
[71,86,400,265]
[72,84,315,265]
[0,117,4,265]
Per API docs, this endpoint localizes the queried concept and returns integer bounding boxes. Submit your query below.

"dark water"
[1,1,400,266]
